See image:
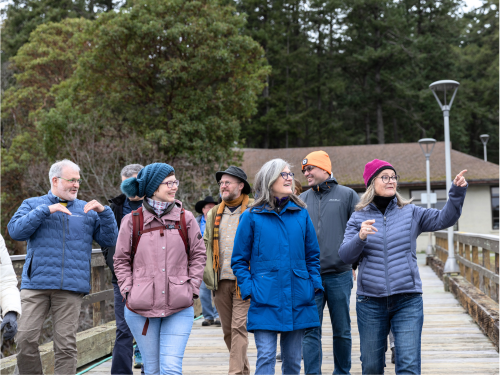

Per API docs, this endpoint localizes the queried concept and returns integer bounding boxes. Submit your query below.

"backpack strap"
[131,207,143,263]
[175,209,190,257]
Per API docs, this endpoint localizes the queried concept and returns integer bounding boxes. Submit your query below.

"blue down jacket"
[8,191,118,294]
[231,200,323,332]
[339,184,467,297]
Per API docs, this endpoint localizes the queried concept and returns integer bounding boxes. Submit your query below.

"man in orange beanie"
[299,150,359,375]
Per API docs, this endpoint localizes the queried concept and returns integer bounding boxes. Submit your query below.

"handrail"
[433,231,499,302]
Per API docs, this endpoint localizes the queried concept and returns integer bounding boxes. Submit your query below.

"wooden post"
[465,244,471,283]
[472,246,479,288]
[459,242,465,277]
[496,253,499,303]
[92,266,106,327]
[483,249,491,298]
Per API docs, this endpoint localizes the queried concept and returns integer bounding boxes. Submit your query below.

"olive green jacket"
[202,199,254,291]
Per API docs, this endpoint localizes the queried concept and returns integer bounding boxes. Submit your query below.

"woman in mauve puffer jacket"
[339,159,467,375]
[114,163,206,375]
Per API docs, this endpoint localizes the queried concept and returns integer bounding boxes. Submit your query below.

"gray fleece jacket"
[300,177,359,274]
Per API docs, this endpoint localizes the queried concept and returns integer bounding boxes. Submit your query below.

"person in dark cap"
[195,196,220,327]
[203,166,253,375]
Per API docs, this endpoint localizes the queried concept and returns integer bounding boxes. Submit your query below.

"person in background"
[231,158,323,375]
[294,179,303,196]
[339,159,467,374]
[299,150,359,375]
[101,163,145,374]
[8,159,118,375]
[115,163,206,375]
[0,235,22,342]
[203,166,253,375]
[195,196,220,327]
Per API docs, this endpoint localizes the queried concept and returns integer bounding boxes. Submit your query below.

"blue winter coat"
[339,184,467,297]
[231,200,324,332]
[8,191,118,294]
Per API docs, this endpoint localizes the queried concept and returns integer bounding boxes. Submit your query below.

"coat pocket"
[68,215,86,241]
[168,276,193,310]
[292,269,314,307]
[128,278,154,310]
[252,270,279,307]
[405,253,416,287]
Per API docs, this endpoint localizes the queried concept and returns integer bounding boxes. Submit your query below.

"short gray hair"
[121,164,144,178]
[49,159,80,185]
[250,158,306,210]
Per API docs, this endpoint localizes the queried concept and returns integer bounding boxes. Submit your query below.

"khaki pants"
[16,289,83,375]
[214,280,251,375]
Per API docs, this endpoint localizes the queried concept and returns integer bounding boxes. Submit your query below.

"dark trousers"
[302,270,353,375]
[111,282,134,375]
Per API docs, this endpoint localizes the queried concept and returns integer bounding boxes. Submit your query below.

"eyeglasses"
[280,172,294,180]
[377,175,400,183]
[218,181,237,187]
[58,177,82,185]
[301,166,316,174]
[159,180,180,188]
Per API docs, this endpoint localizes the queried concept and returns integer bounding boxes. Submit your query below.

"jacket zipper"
[60,214,66,289]
[383,215,391,295]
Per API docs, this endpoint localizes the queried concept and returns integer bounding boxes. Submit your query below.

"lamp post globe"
[429,80,460,274]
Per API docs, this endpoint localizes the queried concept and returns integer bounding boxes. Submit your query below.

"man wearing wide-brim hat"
[203,166,253,375]
[194,196,221,327]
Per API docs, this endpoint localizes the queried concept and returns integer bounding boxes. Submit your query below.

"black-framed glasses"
[377,175,400,183]
[218,181,237,187]
[301,166,315,174]
[58,177,82,185]
[159,180,180,188]
[280,172,294,180]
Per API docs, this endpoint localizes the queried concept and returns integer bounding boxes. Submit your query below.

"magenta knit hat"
[363,159,396,187]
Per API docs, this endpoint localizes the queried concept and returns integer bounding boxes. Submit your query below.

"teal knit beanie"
[121,163,175,198]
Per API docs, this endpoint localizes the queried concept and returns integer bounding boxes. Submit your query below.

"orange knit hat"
[301,150,332,175]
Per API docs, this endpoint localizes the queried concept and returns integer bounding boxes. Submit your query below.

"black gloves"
[1,311,18,340]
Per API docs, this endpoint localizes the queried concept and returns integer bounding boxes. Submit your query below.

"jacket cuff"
[120,278,132,299]
[240,282,252,300]
[36,204,50,217]
[312,276,324,291]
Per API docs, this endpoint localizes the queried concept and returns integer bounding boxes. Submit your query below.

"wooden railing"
[10,249,114,328]
[434,231,499,302]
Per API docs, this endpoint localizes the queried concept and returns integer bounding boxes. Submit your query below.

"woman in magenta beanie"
[339,159,468,375]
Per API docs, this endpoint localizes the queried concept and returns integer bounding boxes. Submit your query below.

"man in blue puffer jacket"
[8,159,118,375]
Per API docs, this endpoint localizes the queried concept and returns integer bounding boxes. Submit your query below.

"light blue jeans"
[254,329,305,375]
[124,306,194,375]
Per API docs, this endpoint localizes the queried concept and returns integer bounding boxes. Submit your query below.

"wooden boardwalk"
[84,255,499,374]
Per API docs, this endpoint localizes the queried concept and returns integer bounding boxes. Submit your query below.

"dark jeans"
[303,270,353,375]
[357,293,423,375]
[111,282,134,375]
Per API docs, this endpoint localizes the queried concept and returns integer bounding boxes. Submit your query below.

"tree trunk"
[375,66,385,144]
[365,113,371,144]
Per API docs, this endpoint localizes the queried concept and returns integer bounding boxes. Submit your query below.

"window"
[492,187,499,230]
[411,189,458,230]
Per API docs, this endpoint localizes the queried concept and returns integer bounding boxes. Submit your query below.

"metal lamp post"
[480,134,489,162]
[418,138,437,256]
[429,80,460,274]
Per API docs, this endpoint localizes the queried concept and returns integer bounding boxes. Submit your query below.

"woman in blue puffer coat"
[231,158,323,375]
[339,159,468,375]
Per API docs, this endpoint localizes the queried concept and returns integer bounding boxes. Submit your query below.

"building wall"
[398,186,497,251]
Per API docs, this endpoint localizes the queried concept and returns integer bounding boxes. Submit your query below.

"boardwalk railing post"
[92,265,106,327]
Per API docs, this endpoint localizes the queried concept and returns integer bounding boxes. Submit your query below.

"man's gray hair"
[121,164,144,178]
[49,159,80,185]
[250,158,306,210]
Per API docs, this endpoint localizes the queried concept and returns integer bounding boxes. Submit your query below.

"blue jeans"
[303,270,353,375]
[200,281,219,320]
[111,282,134,374]
[254,329,305,375]
[356,293,423,375]
[124,306,194,375]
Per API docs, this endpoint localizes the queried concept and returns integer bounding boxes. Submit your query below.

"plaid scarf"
[213,194,249,297]
[146,197,170,217]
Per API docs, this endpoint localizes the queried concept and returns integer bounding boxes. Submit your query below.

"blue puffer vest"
[8,191,118,294]
[339,184,467,297]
